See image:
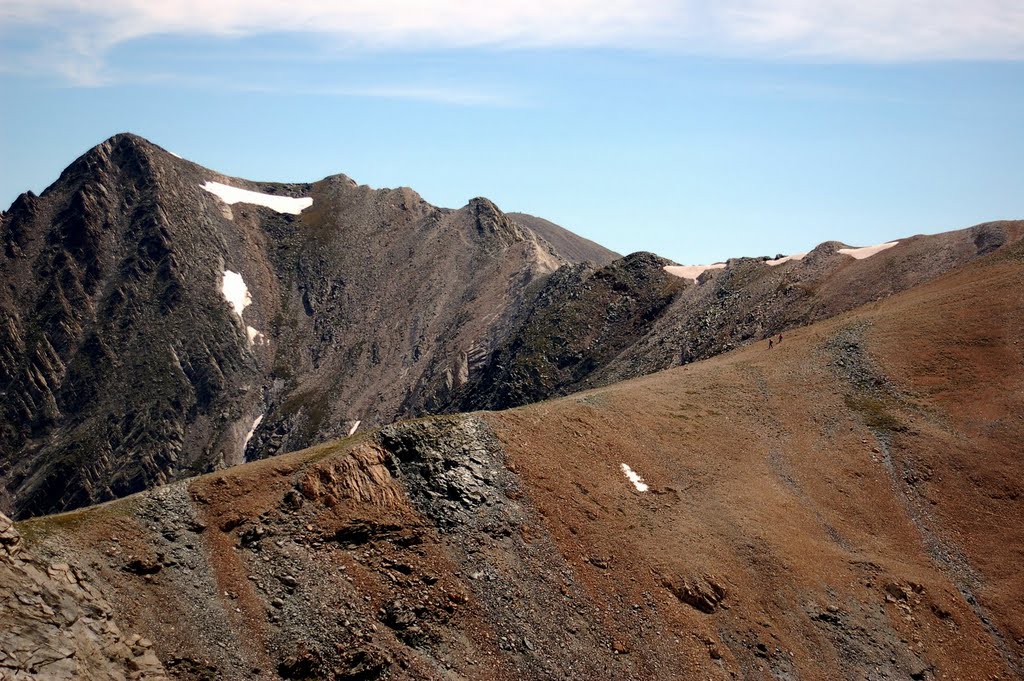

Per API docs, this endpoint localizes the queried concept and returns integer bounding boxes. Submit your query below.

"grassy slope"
[17,243,1023,679]
[488,242,1024,678]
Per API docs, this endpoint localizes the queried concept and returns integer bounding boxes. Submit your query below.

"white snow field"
[222,271,265,347]
[665,238,899,277]
[242,414,264,460]
[765,252,807,266]
[246,326,264,345]
[838,241,899,259]
[201,180,312,215]
[221,270,252,318]
[663,263,727,281]
[620,463,649,492]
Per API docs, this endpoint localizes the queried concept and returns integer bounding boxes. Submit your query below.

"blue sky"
[1,1,1023,264]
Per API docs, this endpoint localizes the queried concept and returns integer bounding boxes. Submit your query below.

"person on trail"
[778,334,783,344]
[768,338,774,350]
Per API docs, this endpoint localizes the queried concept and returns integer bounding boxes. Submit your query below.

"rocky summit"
[1,133,1023,680]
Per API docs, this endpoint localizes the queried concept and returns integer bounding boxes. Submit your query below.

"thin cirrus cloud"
[2,0,1023,87]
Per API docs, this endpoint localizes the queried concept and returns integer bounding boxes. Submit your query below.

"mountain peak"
[53,132,164,193]
[84,132,164,163]
[0,136,622,518]
[7,134,1019,524]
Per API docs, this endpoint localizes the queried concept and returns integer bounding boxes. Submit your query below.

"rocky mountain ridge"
[444,219,1024,411]
[3,133,1022,521]
[10,236,1024,679]
[1,134,571,518]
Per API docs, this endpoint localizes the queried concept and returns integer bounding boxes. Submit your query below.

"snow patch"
[169,151,182,159]
[620,463,649,492]
[242,414,264,461]
[246,326,264,346]
[347,420,361,437]
[201,180,313,215]
[838,241,899,259]
[664,263,726,281]
[766,252,806,266]
[221,270,252,319]
[222,271,266,348]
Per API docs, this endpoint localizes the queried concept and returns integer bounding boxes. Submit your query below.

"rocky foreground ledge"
[0,511,166,680]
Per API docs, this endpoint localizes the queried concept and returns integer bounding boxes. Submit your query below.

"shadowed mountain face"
[0,134,572,518]
[12,240,1024,680]
[2,133,1022,520]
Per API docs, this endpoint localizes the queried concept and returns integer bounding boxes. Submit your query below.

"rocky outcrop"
[661,573,728,613]
[450,251,686,410]
[297,442,404,507]
[378,416,524,532]
[0,512,167,679]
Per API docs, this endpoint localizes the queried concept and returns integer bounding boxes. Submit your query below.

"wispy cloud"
[2,0,1023,87]
[164,75,524,106]
[721,0,1024,61]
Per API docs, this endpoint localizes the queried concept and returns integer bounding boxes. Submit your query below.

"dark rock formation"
[449,251,686,410]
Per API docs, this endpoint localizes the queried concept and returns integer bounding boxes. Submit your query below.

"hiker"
[768,338,774,350]
[778,334,783,344]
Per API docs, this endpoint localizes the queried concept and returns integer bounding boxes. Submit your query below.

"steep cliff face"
[0,135,569,518]
[0,134,251,517]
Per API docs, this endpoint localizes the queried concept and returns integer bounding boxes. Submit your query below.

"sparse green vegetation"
[17,498,137,545]
[845,395,905,433]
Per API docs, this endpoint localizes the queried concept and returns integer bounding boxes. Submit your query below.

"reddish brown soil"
[488,245,1024,679]
[15,244,1024,680]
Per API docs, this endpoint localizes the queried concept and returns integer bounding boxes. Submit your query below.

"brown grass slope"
[488,238,1024,679]
[596,220,1024,385]
[10,241,1023,679]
